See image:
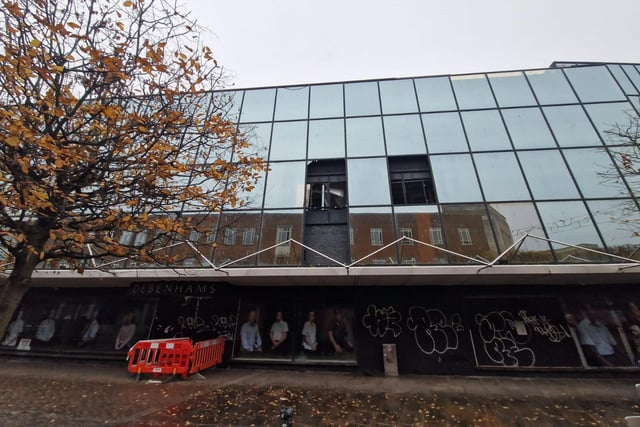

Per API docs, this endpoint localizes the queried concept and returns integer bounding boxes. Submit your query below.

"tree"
[0,0,265,337]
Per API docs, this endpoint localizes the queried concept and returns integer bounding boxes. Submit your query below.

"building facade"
[4,62,640,374]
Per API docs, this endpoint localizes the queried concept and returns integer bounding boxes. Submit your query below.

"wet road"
[0,357,639,426]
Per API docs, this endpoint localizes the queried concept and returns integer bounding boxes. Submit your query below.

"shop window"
[458,227,472,245]
[429,227,444,245]
[400,228,414,245]
[306,160,347,210]
[370,228,383,246]
[223,228,237,246]
[388,156,436,205]
[242,228,256,246]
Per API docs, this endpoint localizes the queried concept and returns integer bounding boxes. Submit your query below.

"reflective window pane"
[345,117,386,157]
[488,72,536,107]
[451,74,496,109]
[350,207,396,265]
[258,210,304,265]
[308,119,345,159]
[431,154,483,203]
[379,79,418,114]
[422,112,468,153]
[585,102,637,145]
[536,201,605,259]
[263,162,306,208]
[274,86,309,121]
[440,204,498,262]
[344,82,380,116]
[588,199,640,258]
[488,203,553,263]
[622,65,640,92]
[216,90,243,121]
[518,150,579,199]
[269,121,307,161]
[502,108,556,149]
[461,110,511,151]
[240,123,272,159]
[310,84,344,118]
[383,115,426,155]
[240,88,275,122]
[608,64,637,95]
[347,158,391,205]
[562,148,628,198]
[564,66,626,103]
[214,211,262,266]
[394,206,447,264]
[233,168,266,210]
[474,152,530,201]
[414,76,457,112]
[543,105,601,147]
[525,69,577,105]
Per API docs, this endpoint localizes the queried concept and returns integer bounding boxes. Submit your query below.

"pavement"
[0,357,639,426]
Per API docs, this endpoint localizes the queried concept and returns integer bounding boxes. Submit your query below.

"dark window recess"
[388,155,436,205]
[306,159,347,210]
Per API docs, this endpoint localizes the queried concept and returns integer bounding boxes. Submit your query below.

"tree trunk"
[0,253,38,339]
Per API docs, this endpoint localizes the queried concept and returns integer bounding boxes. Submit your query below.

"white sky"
[182,0,640,89]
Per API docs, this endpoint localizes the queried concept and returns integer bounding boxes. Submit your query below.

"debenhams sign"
[128,281,216,297]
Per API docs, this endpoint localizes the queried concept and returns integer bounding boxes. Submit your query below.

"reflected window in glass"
[370,227,383,245]
[502,108,556,149]
[414,76,457,112]
[564,66,626,103]
[543,105,601,147]
[488,72,536,107]
[308,119,345,159]
[269,121,307,161]
[585,102,637,145]
[422,112,468,153]
[347,158,391,205]
[525,69,577,105]
[518,150,579,199]
[274,86,309,121]
[430,154,483,203]
[310,84,344,118]
[263,161,306,208]
[345,117,386,157]
[240,88,276,122]
[383,115,426,155]
[461,110,511,151]
[474,152,530,201]
[430,227,443,245]
[379,79,418,114]
[242,228,256,246]
[451,74,496,109]
[439,204,498,261]
[344,82,380,116]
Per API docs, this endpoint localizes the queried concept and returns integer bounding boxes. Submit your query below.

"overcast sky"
[182,0,640,89]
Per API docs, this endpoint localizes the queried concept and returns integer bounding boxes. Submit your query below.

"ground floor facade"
[3,272,640,375]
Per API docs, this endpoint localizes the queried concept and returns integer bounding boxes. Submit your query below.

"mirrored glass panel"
[564,66,626,103]
[240,123,272,160]
[215,90,243,121]
[488,203,553,263]
[525,69,577,105]
[263,162,306,208]
[383,115,426,155]
[308,119,345,159]
[269,121,307,161]
[622,65,640,92]
[585,102,637,145]
[536,201,606,262]
[631,96,640,111]
[240,88,276,122]
[440,204,498,263]
[430,154,483,203]
[214,211,262,267]
[233,168,266,210]
[518,150,579,199]
[349,207,396,265]
[543,105,601,147]
[422,112,468,153]
[394,205,447,264]
[379,79,418,114]
[310,84,344,118]
[608,65,637,95]
[451,74,495,110]
[414,76,457,112]
[274,86,309,121]
[344,82,380,116]
[488,72,536,107]
[461,110,511,151]
[258,210,304,266]
[347,158,391,205]
[587,199,640,259]
[345,117,386,157]
[562,148,628,198]
[607,145,640,199]
[474,152,530,201]
[502,108,556,149]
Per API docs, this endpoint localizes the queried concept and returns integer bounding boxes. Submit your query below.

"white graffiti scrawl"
[361,305,403,338]
[475,311,535,367]
[406,306,464,355]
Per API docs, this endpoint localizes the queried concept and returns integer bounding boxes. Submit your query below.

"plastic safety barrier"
[189,337,225,375]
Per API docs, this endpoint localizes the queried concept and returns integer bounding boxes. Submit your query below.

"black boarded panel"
[466,297,581,368]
